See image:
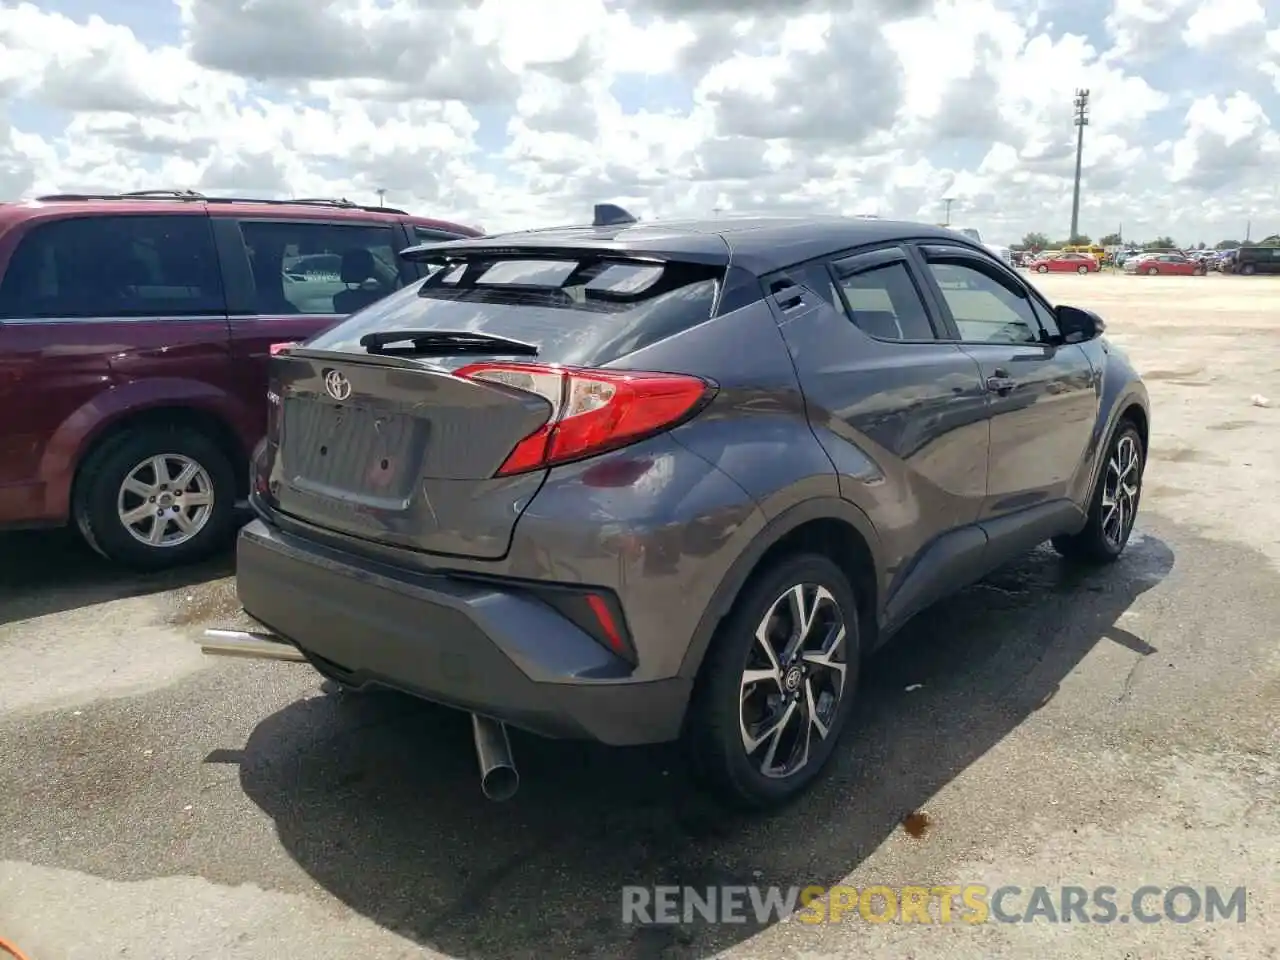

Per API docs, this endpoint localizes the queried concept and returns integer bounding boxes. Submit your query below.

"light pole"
[942,197,955,226]
[1069,89,1090,243]
[376,188,386,208]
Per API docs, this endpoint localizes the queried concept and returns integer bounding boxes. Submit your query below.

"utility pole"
[942,197,955,226]
[376,188,386,208]
[1069,89,1090,243]
[1245,219,1251,243]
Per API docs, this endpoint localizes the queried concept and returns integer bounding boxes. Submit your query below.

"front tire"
[1037,265,1049,274]
[74,426,238,570]
[685,554,861,811]
[1052,421,1144,564]
[1147,266,1159,276]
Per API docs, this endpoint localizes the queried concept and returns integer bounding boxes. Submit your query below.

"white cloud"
[1,0,1278,246]
[1184,0,1266,49]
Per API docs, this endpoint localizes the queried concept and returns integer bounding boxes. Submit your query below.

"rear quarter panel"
[0,321,115,524]
[480,295,857,682]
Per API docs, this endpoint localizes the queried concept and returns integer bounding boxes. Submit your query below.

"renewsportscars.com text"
[621,884,1248,925]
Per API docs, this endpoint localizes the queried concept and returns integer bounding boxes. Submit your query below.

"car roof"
[411,215,986,274]
[0,193,481,236]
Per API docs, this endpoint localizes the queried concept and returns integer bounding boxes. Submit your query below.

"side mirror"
[1055,304,1105,343]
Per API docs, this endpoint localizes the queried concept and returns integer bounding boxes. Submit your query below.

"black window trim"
[824,243,945,344]
[214,215,412,320]
[0,211,229,323]
[913,241,1054,346]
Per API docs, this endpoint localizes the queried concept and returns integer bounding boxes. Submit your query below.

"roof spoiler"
[400,202,642,261]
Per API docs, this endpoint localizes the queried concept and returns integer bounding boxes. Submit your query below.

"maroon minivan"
[0,191,482,568]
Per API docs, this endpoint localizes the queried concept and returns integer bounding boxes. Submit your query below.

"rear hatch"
[262,246,726,559]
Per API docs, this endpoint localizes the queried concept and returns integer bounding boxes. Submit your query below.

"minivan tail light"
[454,362,712,476]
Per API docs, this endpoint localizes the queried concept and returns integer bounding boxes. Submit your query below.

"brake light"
[455,362,712,476]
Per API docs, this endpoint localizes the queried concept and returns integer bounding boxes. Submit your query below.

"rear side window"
[304,255,723,367]
[0,215,224,320]
[237,220,403,316]
[834,261,936,341]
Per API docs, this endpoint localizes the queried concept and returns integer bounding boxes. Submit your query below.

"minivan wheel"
[686,553,861,811]
[1241,263,1256,276]
[75,427,238,570]
[1052,421,1144,564]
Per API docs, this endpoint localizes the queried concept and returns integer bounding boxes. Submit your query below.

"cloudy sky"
[2,0,1278,245]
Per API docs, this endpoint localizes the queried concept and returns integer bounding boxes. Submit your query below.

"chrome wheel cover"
[117,454,215,548]
[1101,434,1141,548]
[739,583,848,779]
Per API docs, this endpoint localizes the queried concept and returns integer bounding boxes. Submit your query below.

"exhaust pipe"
[471,713,519,801]
[199,629,307,663]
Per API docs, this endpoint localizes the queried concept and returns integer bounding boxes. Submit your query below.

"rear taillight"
[455,362,712,476]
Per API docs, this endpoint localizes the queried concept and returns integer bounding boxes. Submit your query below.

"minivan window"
[304,256,723,367]
[0,215,225,320]
[236,220,402,316]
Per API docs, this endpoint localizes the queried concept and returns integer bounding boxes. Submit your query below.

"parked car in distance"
[1028,251,1100,274]
[0,190,483,568]
[1122,252,1206,276]
[217,207,1150,810]
[1232,237,1280,275]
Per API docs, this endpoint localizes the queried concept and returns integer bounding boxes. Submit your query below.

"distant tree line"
[1010,232,1250,252]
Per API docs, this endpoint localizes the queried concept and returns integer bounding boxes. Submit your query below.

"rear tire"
[1052,421,1144,564]
[74,426,238,570]
[1077,265,1089,274]
[685,553,861,811]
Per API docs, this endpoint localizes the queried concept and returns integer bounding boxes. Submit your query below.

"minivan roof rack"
[32,191,407,216]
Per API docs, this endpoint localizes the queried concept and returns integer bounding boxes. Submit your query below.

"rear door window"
[831,259,938,341]
[0,215,225,319]
[235,220,404,316]
[303,254,723,367]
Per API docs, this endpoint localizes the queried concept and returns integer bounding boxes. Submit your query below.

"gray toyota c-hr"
[220,206,1149,810]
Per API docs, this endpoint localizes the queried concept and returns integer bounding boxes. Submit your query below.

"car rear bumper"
[234,519,692,745]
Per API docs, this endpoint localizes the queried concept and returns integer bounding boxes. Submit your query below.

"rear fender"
[676,495,883,682]
[38,377,255,519]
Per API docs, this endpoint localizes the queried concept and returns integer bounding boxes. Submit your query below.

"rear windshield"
[304,255,723,366]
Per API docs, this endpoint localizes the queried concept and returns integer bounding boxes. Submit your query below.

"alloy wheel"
[739,583,848,779]
[117,453,215,547]
[1101,435,1141,549]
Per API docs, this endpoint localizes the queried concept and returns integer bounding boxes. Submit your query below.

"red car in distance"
[1122,252,1207,276]
[1028,252,1101,274]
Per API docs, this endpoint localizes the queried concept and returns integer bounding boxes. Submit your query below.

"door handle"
[986,375,1016,393]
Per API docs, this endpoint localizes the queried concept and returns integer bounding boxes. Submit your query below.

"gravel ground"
[1,272,1277,960]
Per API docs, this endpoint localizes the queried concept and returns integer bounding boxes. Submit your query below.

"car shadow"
[234,531,1173,959]
[0,528,235,627]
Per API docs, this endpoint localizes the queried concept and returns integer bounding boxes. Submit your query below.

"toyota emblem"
[324,370,351,401]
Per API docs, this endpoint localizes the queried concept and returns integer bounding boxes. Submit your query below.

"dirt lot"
[1,273,1277,960]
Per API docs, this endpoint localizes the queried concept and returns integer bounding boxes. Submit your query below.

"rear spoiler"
[398,203,643,262]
